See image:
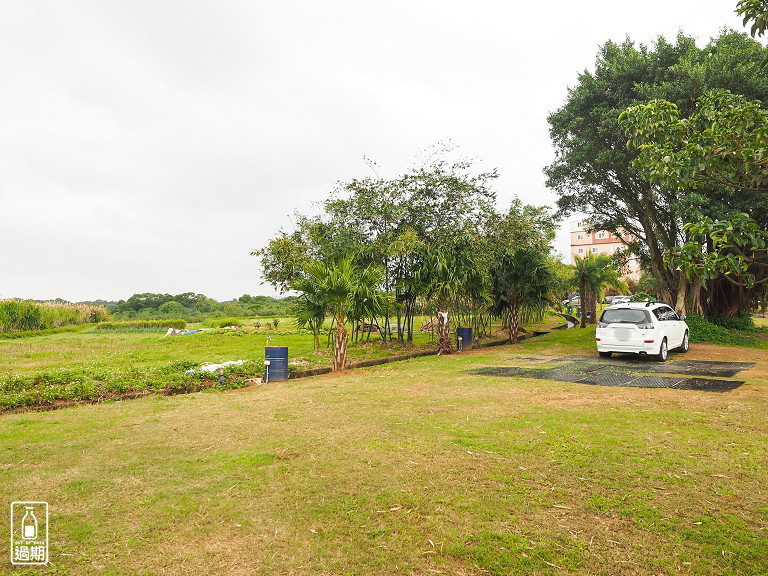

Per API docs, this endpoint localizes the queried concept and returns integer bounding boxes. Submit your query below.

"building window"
[591,247,598,253]
[598,232,606,238]
[577,248,584,254]
[577,234,583,240]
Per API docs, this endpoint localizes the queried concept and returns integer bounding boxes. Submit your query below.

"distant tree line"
[106,293,296,321]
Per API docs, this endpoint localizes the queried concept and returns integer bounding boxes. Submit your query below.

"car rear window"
[599,309,650,325]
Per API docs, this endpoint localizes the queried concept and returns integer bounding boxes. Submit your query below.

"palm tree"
[420,244,467,354]
[490,247,554,342]
[292,258,385,370]
[292,261,327,353]
[350,264,390,342]
[570,254,627,327]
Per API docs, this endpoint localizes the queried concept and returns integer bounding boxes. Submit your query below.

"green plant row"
[0,300,108,333]
[202,317,244,328]
[94,319,187,331]
[203,317,285,329]
[0,360,264,411]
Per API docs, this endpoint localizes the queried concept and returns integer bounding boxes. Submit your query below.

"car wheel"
[677,331,689,353]
[655,338,668,362]
[598,351,612,358]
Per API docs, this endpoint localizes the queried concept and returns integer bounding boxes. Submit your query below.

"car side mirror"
[679,314,686,321]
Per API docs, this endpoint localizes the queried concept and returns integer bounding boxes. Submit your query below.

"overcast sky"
[1,1,747,302]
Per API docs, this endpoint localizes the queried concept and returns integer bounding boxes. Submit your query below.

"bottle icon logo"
[10,501,48,565]
[21,507,38,540]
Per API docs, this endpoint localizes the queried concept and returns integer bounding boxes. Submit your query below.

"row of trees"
[107,292,296,320]
[255,147,570,369]
[546,28,768,319]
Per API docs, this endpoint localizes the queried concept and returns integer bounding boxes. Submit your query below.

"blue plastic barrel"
[264,346,289,382]
[456,327,472,351]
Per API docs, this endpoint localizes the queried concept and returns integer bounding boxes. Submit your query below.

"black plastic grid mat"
[469,358,748,391]
[556,355,754,377]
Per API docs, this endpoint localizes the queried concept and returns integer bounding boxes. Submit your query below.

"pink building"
[570,219,640,282]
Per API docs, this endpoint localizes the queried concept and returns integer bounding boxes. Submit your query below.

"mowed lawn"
[2,331,767,575]
[0,325,443,377]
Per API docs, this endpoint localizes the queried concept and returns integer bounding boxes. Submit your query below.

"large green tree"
[621,91,768,311]
[545,31,768,317]
[490,247,554,342]
[256,146,498,343]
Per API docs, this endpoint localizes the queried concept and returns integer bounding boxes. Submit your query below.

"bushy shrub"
[0,300,108,332]
[203,317,244,328]
[94,319,186,331]
[685,314,757,346]
[707,313,755,331]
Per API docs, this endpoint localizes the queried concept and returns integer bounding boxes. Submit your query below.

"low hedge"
[203,317,244,328]
[94,319,187,332]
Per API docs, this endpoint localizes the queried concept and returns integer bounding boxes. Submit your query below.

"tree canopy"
[620,90,768,194]
[546,30,768,317]
[255,146,560,349]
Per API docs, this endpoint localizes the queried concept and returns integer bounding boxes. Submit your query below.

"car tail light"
[643,339,655,343]
[638,322,654,330]
[595,337,601,341]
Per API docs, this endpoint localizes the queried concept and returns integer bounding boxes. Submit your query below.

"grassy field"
[1,329,767,575]
[0,317,498,410]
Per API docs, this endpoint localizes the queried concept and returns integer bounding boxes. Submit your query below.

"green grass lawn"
[0,326,449,410]
[1,329,767,575]
[0,330,316,375]
[0,316,457,377]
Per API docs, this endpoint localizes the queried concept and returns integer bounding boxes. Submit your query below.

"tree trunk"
[637,207,679,307]
[332,312,347,370]
[586,290,597,324]
[674,275,688,315]
[579,280,587,328]
[702,277,751,318]
[690,277,703,315]
[436,310,452,355]
[509,303,520,343]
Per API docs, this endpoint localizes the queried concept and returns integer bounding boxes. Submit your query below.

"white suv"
[595,302,689,362]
